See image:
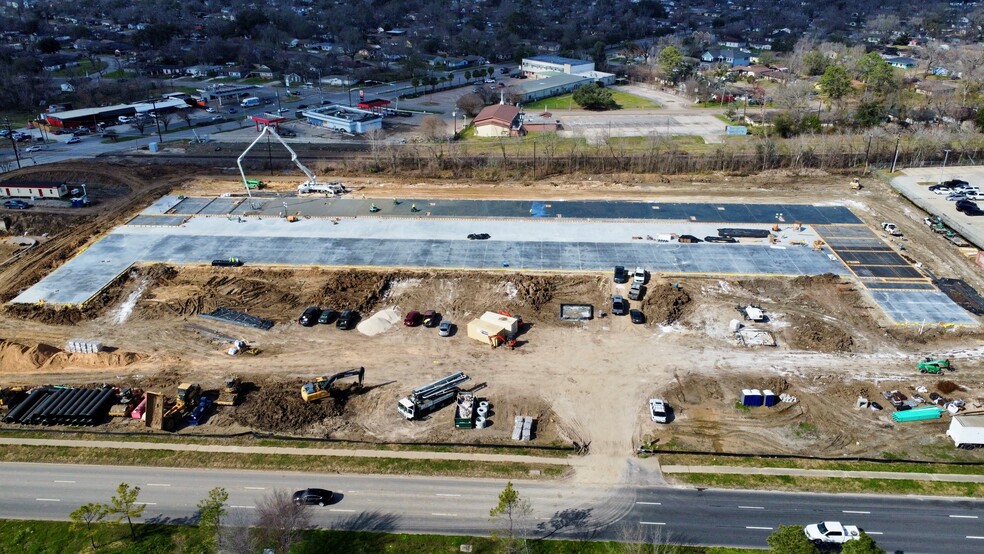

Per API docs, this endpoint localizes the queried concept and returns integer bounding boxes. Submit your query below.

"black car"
[292,488,333,506]
[611,295,627,315]
[336,309,357,330]
[299,306,322,326]
[956,199,979,213]
[3,199,30,209]
[941,179,969,187]
[704,236,738,243]
[629,309,645,324]
[613,266,628,284]
[318,309,338,325]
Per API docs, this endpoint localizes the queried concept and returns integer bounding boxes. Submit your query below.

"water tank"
[148,142,159,152]
[475,416,486,429]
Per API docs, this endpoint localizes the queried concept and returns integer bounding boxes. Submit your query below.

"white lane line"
[746,526,773,530]
[640,521,666,526]
[738,506,765,510]
[146,483,171,487]
[866,532,883,535]
[636,501,662,505]
[52,480,75,484]
[244,486,266,490]
[843,510,870,514]
[967,536,984,540]
[229,505,255,509]
[435,493,461,497]
[329,509,355,513]
[431,513,458,517]
[134,502,156,506]
[950,515,979,519]
[35,498,60,502]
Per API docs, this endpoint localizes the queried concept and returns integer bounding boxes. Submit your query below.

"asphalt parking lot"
[890,167,984,250]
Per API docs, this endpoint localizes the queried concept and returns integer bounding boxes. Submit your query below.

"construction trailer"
[397,372,470,420]
[947,414,984,449]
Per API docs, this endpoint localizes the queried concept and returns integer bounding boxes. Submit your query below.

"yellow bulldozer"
[301,368,365,402]
[158,383,202,431]
[215,377,242,406]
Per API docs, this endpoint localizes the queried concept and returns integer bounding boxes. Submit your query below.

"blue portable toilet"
[763,389,777,407]
[741,389,763,407]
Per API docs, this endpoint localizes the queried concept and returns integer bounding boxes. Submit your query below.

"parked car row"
[931,179,984,215]
[299,306,357,329]
[612,266,647,324]
[405,309,454,336]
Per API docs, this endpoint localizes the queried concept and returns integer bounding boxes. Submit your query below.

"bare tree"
[255,489,311,553]
[131,118,147,136]
[220,508,258,554]
[177,110,193,129]
[419,115,445,141]
[158,112,175,132]
[456,93,486,117]
[618,521,677,554]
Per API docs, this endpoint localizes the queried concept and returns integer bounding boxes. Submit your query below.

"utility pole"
[4,118,22,170]
[890,134,901,173]
[532,140,536,181]
[939,149,951,184]
[151,99,163,143]
[863,134,872,175]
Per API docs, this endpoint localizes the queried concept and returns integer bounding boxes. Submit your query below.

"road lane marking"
[146,483,171,487]
[431,513,457,517]
[244,487,265,490]
[135,502,156,506]
[35,498,60,502]
[435,493,461,497]
[52,480,75,484]
[843,510,870,514]
[967,536,984,540]
[636,502,661,505]
[950,515,979,519]
[866,532,883,535]
[746,526,773,530]
[640,521,666,526]
[329,509,355,513]
[230,505,255,509]
[738,506,765,509]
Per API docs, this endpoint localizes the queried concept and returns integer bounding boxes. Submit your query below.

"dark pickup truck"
[212,258,243,267]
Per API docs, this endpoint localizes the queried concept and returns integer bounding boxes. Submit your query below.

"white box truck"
[947,414,984,449]
[240,96,261,108]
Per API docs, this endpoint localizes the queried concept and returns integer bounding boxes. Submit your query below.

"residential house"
[445,58,468,69]
[701,49,751,68]
[886,56,917,69]
[915,80,957,97]
[251,65,275,79]
[473,104,524,137]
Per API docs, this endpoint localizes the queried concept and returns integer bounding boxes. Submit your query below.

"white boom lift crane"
[236,125,346,207]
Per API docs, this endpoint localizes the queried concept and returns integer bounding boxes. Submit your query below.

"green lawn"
[0,444,569,480]
[524,90,659,111]
[659,454,984,474]
[52,59,107,77]
[672,473,984,497]
[0,520,760,554]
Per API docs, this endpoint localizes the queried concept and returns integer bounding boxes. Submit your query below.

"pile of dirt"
[936,380,963,394]
[641,283,692,324]
[0,339,146,373]
[232,381,344,433]
[786,316,855,352]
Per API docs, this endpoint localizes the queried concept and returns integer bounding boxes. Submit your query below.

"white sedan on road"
[24,145,43,153]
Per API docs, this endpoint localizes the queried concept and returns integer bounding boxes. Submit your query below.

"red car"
[404,310,420,326]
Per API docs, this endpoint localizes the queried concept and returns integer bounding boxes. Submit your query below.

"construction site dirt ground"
[2,162,984,482]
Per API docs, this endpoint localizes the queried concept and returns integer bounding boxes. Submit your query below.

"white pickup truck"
[804,521,860,544]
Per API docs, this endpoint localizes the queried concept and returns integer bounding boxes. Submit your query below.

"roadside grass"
[101,69,136,79]
[658,453,984,474]
[0,520,759,554]
[523,90,659,111]
[671,473,984,497]
[0,445,570,480]
[0,429,574,458]
[52,59,107,77]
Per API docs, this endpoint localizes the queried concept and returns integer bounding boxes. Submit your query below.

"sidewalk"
[0,437,571,466]
[661,464,984,483]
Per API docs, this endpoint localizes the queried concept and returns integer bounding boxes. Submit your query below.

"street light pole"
[3,118,22,170]
[452,110,457,137]
[939,149,951,184]
[151,99,163,143]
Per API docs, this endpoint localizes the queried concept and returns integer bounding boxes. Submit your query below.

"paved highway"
[1,462,982,551]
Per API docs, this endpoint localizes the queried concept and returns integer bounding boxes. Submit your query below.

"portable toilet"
[762,389,777,407]
[741,389,763,407]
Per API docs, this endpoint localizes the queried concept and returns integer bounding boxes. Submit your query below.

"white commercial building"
[521,55,596,77]
[301,105,383,134]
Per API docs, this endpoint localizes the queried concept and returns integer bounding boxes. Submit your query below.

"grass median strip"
[0,429,573,458]
[671,473,984,497]
[0,520,758,554]
[658,454,984,475]
[0,444,569,479]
